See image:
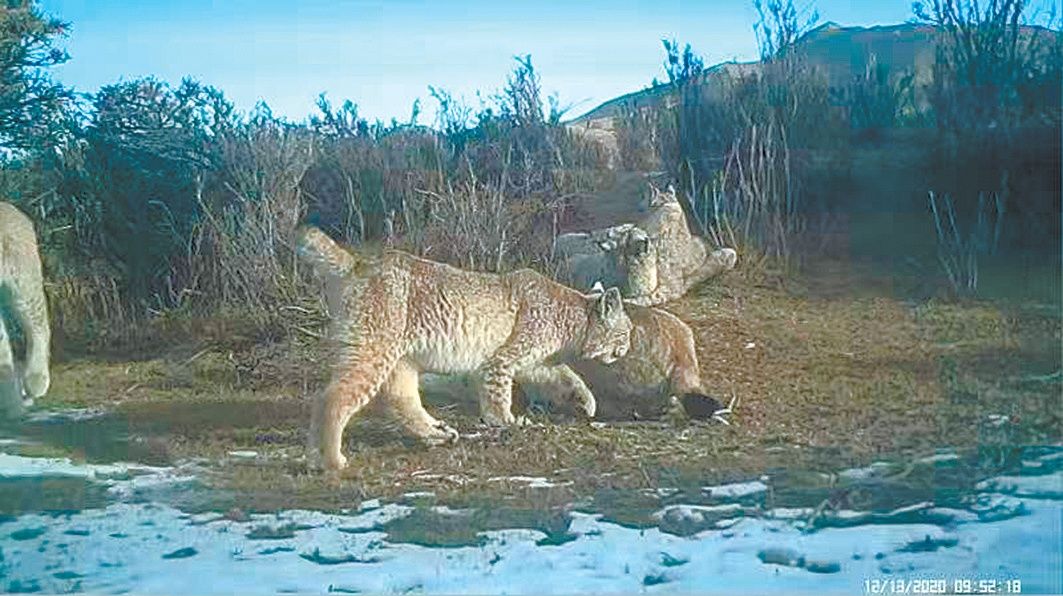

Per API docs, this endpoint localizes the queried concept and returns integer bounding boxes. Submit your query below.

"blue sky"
[39,1,916,124]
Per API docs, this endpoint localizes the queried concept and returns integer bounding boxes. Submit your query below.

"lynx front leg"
[10,265,50,400]
[477,359,518,427]
[477,326,556,426]
[378,359,458,446]
[0,317,22,416]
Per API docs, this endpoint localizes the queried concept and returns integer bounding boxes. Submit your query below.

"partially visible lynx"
[0,203,50,416]
[553,223,656,298]
[297,227,633,471]
[555,185,737,306]
[522,301,720,421]
[636,185,737,305]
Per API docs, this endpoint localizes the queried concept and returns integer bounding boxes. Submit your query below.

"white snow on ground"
[25,407,107,423]
[0,452,196,498]
[976,474,1063,499]
[488,475,572,488]
[837,461,897,480]
[0,452,170,480]
[0,471,1059,594]
[1,452,1061,594]
[702,480,769,499]
[915,452,962,465]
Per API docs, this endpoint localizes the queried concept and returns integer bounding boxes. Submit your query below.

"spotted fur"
[297,226,632,471]
[524,301,713,420]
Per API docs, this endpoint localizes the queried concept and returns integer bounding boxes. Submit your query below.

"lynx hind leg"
[0,316,23,417]
[378,359,458,446]
[9,262,49,400]
[516,365,596,419]
[309,357,394,472]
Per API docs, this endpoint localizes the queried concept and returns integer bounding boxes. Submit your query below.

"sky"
[38,1,917,125]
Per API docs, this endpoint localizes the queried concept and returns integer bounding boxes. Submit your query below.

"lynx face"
[644,183,679,210]
[581,287,632,364]
[619,228,658,297]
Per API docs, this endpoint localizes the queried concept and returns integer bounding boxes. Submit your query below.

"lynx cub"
[566,301,718,420]
[555,185,737,306]
[297,227,632,471]
[0,203,50,415]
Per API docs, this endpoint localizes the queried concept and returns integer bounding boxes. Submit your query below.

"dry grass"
[32,269,1061,514]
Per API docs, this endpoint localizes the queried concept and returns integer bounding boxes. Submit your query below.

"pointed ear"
[590,281,605,294]
[598,286,623,318]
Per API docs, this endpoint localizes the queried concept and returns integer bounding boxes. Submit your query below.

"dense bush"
[0,18,606,348]
[615,0,1060,278]
[0,0,1059,349]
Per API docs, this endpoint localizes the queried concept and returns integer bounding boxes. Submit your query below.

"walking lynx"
[297,227,632,471]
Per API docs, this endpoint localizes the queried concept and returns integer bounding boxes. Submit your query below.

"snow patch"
[488,475,571,488]
[2,495,1058,595]
[976,471,1063,500]
[702,480,769,499]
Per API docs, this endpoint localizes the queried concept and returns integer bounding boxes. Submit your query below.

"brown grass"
[33,268,1061,513]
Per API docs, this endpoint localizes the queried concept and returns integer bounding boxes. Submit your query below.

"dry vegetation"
[27,265,1059,514]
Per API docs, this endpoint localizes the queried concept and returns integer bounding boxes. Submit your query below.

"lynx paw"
[22,369,49,400]
[572,390,596,419]
[479,408,516,427]
[308,447,347,473]
[421,421,459,446]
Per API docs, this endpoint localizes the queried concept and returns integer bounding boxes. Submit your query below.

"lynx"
[297,227,632,471]
[636,185,737,306]
[553,223,656,298]
[555,185,737,306]
[0,203,50,416]
[423,301,724,422]
[520,301,721,421]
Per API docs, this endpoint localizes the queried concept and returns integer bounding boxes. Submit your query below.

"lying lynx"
[422,299,723,422]
[521,301,720,420]
[297,227,632,471]
[0,203,50,416]
[636,185,737,305]
[555,185,737,306]
[553,223,656,298]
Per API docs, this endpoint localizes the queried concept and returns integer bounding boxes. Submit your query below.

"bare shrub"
[682,117,802,264]
[45,274,133,351]
[915,0,1062,129]
[927,188,1008,296]
[753,0,820,61]
[189,119,314,313]
[416,182,517,272]
[847,55,920,131]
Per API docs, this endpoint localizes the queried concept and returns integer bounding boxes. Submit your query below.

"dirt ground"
[28,260,1060,516]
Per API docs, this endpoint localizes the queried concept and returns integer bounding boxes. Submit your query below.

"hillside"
[571,20,1057,131]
